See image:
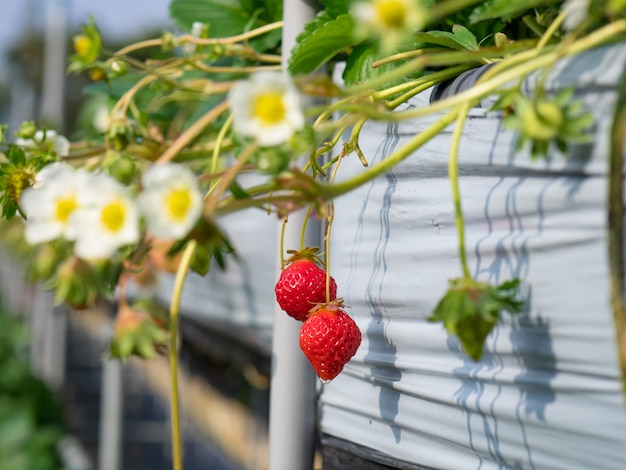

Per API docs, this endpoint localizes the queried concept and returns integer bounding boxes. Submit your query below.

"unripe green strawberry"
[275,248,337,321]
[299,304,361,382]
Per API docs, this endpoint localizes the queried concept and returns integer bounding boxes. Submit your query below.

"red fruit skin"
[275,260,337,321]
[299,308,362,381]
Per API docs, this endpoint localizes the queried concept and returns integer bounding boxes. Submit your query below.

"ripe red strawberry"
[299,304,361,382]
[275,248,337,321]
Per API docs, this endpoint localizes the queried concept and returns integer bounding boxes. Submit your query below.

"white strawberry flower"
[138,163,203,240]
[228,71,305,147]
[69,173,140,260]
[352,0,426,53]
[20,163,91,244]
[16,129,70,157]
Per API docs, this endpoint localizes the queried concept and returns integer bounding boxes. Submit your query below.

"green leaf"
[490,88,520,112]
[169,0,279,40]
[414,25,479,51]
[191,243,211,276]
[430,288,463,324]
[288,12,356,75]
[229,180,250,199]
[455,316,496,360]
[320,0,352,17]
[450,24,480,50]
[430,277,523,361]
[8,146,26,166]
[343,40,407,87]
[497,278,521,292]
[2,201,18,220]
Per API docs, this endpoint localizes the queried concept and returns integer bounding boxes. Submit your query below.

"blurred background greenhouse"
[0,1,273,469]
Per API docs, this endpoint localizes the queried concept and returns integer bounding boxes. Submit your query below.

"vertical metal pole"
[41,0,67,127]
[42,304,68,390]
[30,288,48,376]
[98,354,123,470]
[268,2,319,469]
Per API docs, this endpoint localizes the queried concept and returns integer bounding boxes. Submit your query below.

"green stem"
[325,209,334,303]
[168,239,198,470]
[343,19,626,123]
[300,205,313,250]
[608,60,626,398]
[157,100,231,166]
[537,11,567,49]
[280,217,287,268]
[449,101,472,280]
[204,142,259,214]
[319,108,460,200]
[208,114,233,194]
[522,14,546,38]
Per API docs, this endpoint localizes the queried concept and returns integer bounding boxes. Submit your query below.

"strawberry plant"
[1,0,626,468]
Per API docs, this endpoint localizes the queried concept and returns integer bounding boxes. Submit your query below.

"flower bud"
[109,59,128,77]
[15,121,37,139]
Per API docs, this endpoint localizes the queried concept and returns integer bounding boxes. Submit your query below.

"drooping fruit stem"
[300,205,313,250]
[156,100,230,166]
[449,101,472,280]
[319,108,459,201]
[280,216,288,269]
[208,114,234,194]
[325,208,334,303]
[608,61,626,399]
[168,239,197,470]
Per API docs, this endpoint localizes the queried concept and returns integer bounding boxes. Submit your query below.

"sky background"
[1,0,174,78]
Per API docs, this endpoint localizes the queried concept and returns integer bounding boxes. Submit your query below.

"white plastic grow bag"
[320,43,626,469]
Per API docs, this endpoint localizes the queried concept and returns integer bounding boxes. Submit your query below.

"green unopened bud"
[54,257,99,309]
[103,151,137,184]
[494,32,513,49]
[108,120,133,151]
[109,59,128,77]
[110,305,168,360]
[536,101,564,130]
[516,98,559,141]
[162,31,176,52]
[28,244,61,281]
[15,121,37,139]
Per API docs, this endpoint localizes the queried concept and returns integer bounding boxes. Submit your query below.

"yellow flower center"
[166,189,192,222]
[101,201,126,232]
[375,0,407,29]
[73,35,92,56]
[55,196,78,224]
[252,92,286,126]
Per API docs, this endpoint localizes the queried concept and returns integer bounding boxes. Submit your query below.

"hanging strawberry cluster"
[275,247,362,382]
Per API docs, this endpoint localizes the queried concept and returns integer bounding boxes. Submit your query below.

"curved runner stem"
[608,61,626,398]
[449,101,472,280]
[168,239,198,470]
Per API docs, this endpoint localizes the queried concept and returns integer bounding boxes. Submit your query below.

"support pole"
[41,0,67,128]
[268,2,320,469]
[98,354,123,470]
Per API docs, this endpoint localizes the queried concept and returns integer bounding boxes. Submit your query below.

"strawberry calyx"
[284,246,326,267]
[307,298,347,317]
